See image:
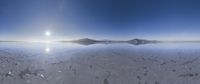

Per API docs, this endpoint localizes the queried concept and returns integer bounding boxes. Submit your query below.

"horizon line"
[1,38,200,43]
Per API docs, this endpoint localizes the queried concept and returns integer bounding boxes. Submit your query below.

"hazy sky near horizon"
[1,0,200,40]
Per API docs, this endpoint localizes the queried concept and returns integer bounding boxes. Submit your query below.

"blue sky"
[1,0,200,40]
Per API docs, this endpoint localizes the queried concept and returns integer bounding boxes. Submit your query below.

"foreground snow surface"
[0,43,200,84]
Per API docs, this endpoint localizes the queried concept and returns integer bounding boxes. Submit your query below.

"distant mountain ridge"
[60,38,160,45]
[127,38,159,45]
[70,38,102,45]
[3,38,200,45]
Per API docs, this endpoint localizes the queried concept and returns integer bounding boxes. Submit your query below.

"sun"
[45,31,51,37]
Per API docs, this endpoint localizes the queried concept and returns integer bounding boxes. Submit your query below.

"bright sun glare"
[45,31,51,37]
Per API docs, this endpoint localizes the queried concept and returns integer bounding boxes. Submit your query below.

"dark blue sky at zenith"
[1,0,200,41]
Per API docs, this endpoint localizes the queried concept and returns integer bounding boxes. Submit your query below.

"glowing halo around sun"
[45,31,51,37]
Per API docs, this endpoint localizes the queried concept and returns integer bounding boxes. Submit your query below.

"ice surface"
[0,42,200,84]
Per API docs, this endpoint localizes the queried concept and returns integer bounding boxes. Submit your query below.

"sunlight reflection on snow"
[45,47,50,53]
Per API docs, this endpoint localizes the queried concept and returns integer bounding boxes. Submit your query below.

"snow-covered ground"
[0,42,200,84]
